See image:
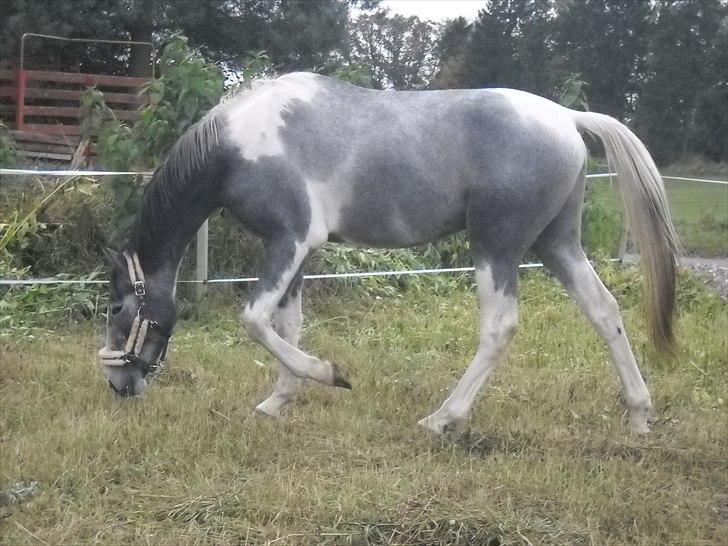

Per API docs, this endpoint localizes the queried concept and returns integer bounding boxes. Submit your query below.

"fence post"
[195,220,209,300]
[608,169,630,260]
[617,215,629,259]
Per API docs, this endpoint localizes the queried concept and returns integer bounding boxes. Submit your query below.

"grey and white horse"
[99,73,678,435]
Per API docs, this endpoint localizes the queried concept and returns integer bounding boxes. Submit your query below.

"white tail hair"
[572,111,679,353]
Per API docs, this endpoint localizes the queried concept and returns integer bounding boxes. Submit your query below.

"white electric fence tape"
[0,263,555,286]
[2,168,726,184]
[1,163,724,287]
[1,168,153,176]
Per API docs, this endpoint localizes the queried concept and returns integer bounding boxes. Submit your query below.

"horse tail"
[571,111,679,355]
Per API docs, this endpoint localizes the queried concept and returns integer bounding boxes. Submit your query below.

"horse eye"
[110,304,124,316]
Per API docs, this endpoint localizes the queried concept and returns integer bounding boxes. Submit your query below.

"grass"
[588,176,728,256]
[1,266,727,545]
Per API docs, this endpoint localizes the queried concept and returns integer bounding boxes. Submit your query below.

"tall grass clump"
[0,121,19,167]
[0,177,106,338]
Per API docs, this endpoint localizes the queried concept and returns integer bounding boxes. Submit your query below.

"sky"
[377,0,487,22]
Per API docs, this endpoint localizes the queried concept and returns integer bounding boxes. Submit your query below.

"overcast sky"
[361,1,487,22]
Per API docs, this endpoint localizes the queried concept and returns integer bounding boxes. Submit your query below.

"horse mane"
[126,78,280,254]
[157,108,224,195]
[127,107,224,252]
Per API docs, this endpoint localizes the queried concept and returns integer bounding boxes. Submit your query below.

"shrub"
[0,121,19,167]
[0,178,104,336]
[581,184,623,256]
[0,266,104,338]
[93,34,226,241]
[315,232,472,296]
[331,63,375,88]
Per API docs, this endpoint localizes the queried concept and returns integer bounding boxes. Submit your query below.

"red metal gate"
[0,33,154,163]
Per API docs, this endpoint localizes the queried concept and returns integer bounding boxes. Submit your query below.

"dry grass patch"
[1,268,726,544]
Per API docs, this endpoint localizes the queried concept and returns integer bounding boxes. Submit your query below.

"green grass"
[589,176,728,256]
[1,267,727,545]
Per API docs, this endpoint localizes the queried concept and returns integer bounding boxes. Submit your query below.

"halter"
[98,252,170,375]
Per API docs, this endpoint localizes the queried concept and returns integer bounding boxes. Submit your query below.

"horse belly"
[336,208,466,248]
[318,176,468,248]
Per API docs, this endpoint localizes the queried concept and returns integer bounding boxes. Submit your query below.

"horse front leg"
[242,236,351,390]
[255,270,305,417]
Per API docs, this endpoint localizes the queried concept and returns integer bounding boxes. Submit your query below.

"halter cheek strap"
[125,251,146,296]
[98,252,170,374]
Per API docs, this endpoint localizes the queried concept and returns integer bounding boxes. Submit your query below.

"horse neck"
[128,187,218,296]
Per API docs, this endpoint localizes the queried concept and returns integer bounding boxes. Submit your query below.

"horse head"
[98,248,175,397]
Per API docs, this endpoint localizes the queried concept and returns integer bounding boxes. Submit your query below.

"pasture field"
[588,177,728,256]
[1,266,727,545]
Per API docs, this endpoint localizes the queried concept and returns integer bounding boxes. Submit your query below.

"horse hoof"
[628,408,652,435]
[418,415,446,435]
[330,363,352,389]
[254,402,281,418]
[630,421,651,435]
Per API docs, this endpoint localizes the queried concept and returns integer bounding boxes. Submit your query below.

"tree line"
[1,0,725,164]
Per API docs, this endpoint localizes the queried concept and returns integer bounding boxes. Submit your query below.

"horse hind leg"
[533,190,652,433]
[419,184,553,435]
[255,269,305,417]
[419,256,520,434]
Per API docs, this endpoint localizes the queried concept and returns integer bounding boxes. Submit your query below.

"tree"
[1,0,127,74]
[431,17,471,89]
[551,0,651,119]
[634,0,727,163]
[432,0,556,95]
[459,1,523,89]
[0,0,374,76]
[346,9,438,90]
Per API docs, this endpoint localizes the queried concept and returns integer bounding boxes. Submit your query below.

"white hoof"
[418,416,444,435]
[255,397,288,418]
[418,412,457,435]
[628,407,651,435]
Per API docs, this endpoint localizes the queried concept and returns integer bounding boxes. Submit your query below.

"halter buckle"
[134,280,146,296]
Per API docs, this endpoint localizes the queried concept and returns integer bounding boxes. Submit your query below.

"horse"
[98,72,678,435]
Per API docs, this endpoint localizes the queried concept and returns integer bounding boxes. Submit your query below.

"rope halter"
[98,252,170,375]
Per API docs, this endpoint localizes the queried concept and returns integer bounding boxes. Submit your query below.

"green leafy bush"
[581,184,623,256]
[0,178,98,266]
[136,35,225,161]
[331,63,375,88]
[225,50,272,93]
[0,178,103,336]
[317,232,472,296]
[559,73,589,111]
[93,34,226,240]
[0,267,103,338]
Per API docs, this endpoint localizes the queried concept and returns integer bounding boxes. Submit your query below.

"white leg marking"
[255,288,304,417]
[556,252,653,433]
[242,223,349,388]
[419,264,518,434]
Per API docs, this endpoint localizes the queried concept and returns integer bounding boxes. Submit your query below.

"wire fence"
[1,168,726,289]
[2,169,727,184]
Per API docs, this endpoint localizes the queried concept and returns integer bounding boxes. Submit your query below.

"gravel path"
[679,256,728,300]
[625,254,728,299]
